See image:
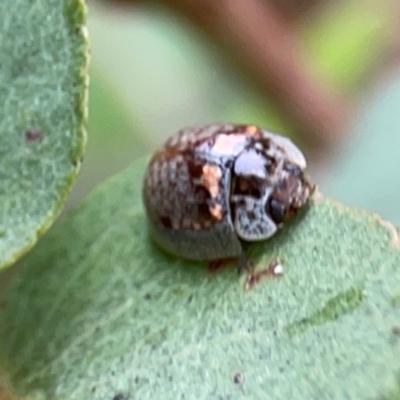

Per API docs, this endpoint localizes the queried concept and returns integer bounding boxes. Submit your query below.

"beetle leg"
[236,251,254,275]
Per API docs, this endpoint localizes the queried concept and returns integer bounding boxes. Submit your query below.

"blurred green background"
[71,0,400,222]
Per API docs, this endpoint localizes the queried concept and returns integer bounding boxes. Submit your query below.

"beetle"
[143,123,312,266]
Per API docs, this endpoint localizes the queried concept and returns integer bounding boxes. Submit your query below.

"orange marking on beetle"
[201,164,222,198]
[209,204,223,220]
[246,125,259,136]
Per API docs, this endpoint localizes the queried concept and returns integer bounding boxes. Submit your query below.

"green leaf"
[67,66,154,208]
[2,158,400,399]
[0,0,89,271]
[322,72,400,227]
[301,0,391,93]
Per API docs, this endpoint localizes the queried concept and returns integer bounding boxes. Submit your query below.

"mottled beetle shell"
[143,124,312,261]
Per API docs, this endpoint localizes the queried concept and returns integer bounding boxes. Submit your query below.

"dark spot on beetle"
[187,294,193,303]
[247,210,256,221]
[266,197,285,224]
[233,372,244,384]
[95,326,100,333]
[198,202,212,220]
[232,176,261,198]
[92,387,96,392]
[134,376,140,384]
[284,162,303,177]
[168,376,173,381]
[144,293,152,300]
[160,216,172,228]
[187,159,204,179]
[192,185,219,225]
[25,129,43,142]
[111,370,115,376]
[279,367,284,373]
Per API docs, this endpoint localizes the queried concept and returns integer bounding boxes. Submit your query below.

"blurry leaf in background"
[301,0,392,94]
[89,0,392,143]
[2,159,400,399]
[322,70,400,226]
[87,2,318,145]
[67,67,154,208]
[0,0,88,271]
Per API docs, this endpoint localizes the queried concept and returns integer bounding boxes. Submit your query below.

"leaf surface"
[0,0,89,270]
[1,159,400,399]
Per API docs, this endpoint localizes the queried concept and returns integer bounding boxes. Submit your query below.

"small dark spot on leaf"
[187,294,193,303]
[208,258,230,274]
[233,372,244,384]
[392,326,400,336]
[95,326,100,333]
[168,376,173,381]
[92,387,96,392]
[144,293,151,300]
[25,129,43,142]
[113,394,127,400]
[134,376,139,384]
[111,370,115,376]
[279,367,284,373]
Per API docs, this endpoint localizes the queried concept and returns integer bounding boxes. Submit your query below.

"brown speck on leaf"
[233,372,245,384]
[244,258,283,290]
[113,394,128,400]
[392,326,400,336]
[208,258,233,274]
[25,129,43,142]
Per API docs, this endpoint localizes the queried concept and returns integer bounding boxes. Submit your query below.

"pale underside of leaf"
[0,0,89,271]
[1,159,400,399]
